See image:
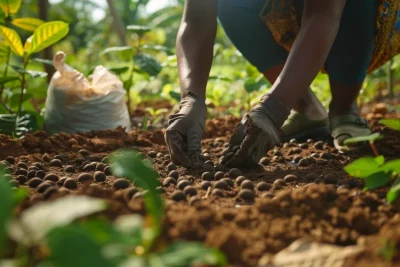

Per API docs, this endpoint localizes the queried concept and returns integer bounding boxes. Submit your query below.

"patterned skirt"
[260,0,400,73]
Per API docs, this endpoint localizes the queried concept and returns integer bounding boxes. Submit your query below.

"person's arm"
[270,0,347,108]
[176,0,218,99]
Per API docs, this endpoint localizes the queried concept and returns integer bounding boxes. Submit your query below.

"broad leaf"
[344,133,383,145]
[344,156,385,178]
[0,0,21,17]
[0,41,9,62]
[244,76,269,93]
[9,93,33,108]
[0,76,18,85]
[160,242,227,266]
[382,159,400,174]
[364,172,392,190]
[387,183,400,203]
[169,91,181,101]
[134,54,162,77]
[100,46,133,61]
[0,171,13,252]
[0,26,23,57]
[108,66,129,75]
[32,57,53,65]
[10,65,47,78]
[126,25,151,36]
[8,195,106,245]
[47,226,112,267]
[380,119,400,131]
[12,17,44,32]
[29,21,69,55]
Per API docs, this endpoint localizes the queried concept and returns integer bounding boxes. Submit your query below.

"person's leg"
[217,0,327,122]
[324,0,378,147]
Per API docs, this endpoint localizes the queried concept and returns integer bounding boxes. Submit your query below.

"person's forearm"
[176,1,217,99]
[270,0,346,108]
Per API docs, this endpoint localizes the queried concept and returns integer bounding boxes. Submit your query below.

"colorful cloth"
[260,0,400,73]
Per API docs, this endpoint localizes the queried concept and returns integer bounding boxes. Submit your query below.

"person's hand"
[165,92,206,167]
[222,95,290,168]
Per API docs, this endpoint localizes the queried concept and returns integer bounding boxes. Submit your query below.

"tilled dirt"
[1,101,400,267]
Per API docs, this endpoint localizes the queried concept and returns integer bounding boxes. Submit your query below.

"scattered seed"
[211,189,223,197]
[320,152,333,160]
[78,149,91,157]
[94,171,106,182]
[214,171,225,180]
[16,175,27,185]
[299,143,309,149]
[214,181,229,190]
[260,157,270,165]
[238,189,255,201]
[167,163,177,172]
[168,170,179,179]
[273,179,286,189]
[163,177,177,187]
[203,163,215,172]
[228,168,242,178]
[64,165,75,173]
[16,162,28,170]
[5,156,15,164]
[50,159,63,167]
[184,186,197,196]
[236,176,246,186]
[15,169,28,176]
[54,155,65,162]
[104,166,112,176]
[298,159,310,167]
[28,166,39,172]
[189,196,200,205]
[88,155,102,162]
[220,178,234,188]
[177,180,191,190]
[284,174,298,183]
[35,170,46,179]
[193,161,203,169]
[78,173,94,184]
[314,141,324,150]
[215,164,226,172]
[261,192,275,198]
[58,177,68,186]
[95,163,105,171]
[201,172,214,181]
[44,173,59,182]
[3,174,12,181]
[323,173,338,184]
[37,181,53,193]
[171,190,186,202]
[28,178,43,188]
[124,187,139,202]
[201,181,211,190]
[43,186,58,199]
[241,180,254,190]
[257,182,270,192]
[311,153,319,158]
[147,151,157,158]
[64,178,78,189]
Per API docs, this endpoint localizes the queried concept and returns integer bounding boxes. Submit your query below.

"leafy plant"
[380,119,400,131]
[0,0,69,137]
[344,132,383,157]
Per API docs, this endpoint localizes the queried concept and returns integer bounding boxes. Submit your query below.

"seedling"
[380,119,400,131]
[344,132,383,157]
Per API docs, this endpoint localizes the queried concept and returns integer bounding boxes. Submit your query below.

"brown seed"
[58,177,68,186]
[168,170,179,179]
[171,190,186,202]
[78,149,91,157]
[184,186,197,196]
[50,159,63,167]
[228,168,242,178]
[177,180,191,190]
[320,152,333,160]
[32,162,44,170]
[28,166,39,172]
[284,174,298,183]
[15,169,28,176]
[83,163,95,172]
[163,177,177,187]
[238,189,255,201]
[260,157,270,165]
[177,176,189,183]
[28,178,43,188]
[273,149,282,156]
[16,162,28,170]
[214,171,225,180]
[156,152,164,158]
[201,172,214,181]
[68,138,79,146]
[78,173,94,184]
[299,143,309,149]
[147,151,157,158]
[261,192,275,198]
[323,173,338,184]
[220,178,234,187]
[167,163,177,172]
[94,171,106,182]
[311,153,319,158]
[241,180,254,190]
[44,173,59,182]
[201,181,211,190]
[211,189,223,197]
[43,186,58,199]
[16,175,27,185]
[289,138,297,144]
[88,155,102,163]
[189,196,200,205]
[314,141,324,150]
[236,176,246,186]
[273,179,286,189]
[64,165,75,173]
[202,163,215,172]
[104,166,112,176]
[204,160,213,166]
[214,181,228,190]
[156,186,166,194]
[124,187,139,202]
[292,148,302,154]
[5,156,15,164]
[112,179,130,190]
[54,155,66,162]
[37,181,53,193]
[257,182,270,192]
[64,178,77,189]
[95,163,105,171]
[215,164,226,172]
[293,156,302,163]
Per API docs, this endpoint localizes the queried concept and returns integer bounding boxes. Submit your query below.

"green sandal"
[330,114,372,150]
[280,111,330,143]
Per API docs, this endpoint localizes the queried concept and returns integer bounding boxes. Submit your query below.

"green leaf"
[47,226,112,267]
[387,183,400,203]
[344,156,385,178]
[0,0,22,17]
[379,119,400,131]
[381,159,400,174]
[32,57,53,65]
[10,65,47,78]
[126,25,151,36]
[141,44,171,53]
[169,91,181,101]
[0,26,23,57]
[364,172,392,190]
[8,195,106,246]
[11,187,28,206]
[160,242,227,266]
[134,54,162,77]
[0,113,39,138]
[29,21,69,55]
[11,17,44,32]
[344,133,383,145]
[244,76,269,93]
[0,76,18,85]
[0,170,12,252]
[100,46,133,61]
[9,93,32,108]
[108,66,129,75]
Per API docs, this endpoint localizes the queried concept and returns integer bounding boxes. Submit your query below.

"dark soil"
[2,100,400,266]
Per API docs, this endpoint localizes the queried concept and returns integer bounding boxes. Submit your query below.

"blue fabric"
[217,0,379,84]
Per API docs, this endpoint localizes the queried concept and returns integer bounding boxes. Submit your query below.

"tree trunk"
[38,0,54,83]
[106,0,127,46]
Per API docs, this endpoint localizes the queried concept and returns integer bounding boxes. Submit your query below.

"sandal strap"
[329,114,369,131]
[330,114,371,139]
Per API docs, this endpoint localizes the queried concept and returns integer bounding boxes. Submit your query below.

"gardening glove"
[165,92,206,168]
[223,95,290,168]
